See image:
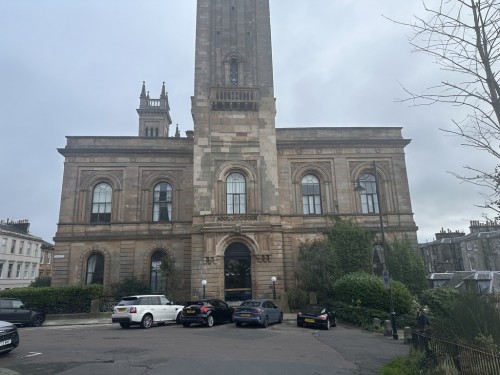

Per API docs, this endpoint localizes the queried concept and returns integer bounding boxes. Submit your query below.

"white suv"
[111,295,184,329]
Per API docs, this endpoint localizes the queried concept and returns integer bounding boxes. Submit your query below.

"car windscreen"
[303,305,326,314]
[240,301,261,307]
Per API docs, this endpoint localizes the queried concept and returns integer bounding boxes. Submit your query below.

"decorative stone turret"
[137,81,172,137]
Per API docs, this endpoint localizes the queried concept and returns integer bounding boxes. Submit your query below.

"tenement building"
[52,0,418,301]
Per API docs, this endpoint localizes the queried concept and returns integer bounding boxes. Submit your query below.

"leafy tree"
[295,239,340,299]
[422,288,500,347]
[160,253,183,302]
[387,236,428,296]
[388,1,500,212]
[326,217,375,275]
[30,275,51,287]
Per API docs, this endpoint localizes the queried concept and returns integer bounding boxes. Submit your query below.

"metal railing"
[412,329,500,374]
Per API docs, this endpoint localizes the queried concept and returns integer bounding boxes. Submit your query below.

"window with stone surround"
[358,173,379,214]
[301,174,322,215]
[153,182,172,222]
[91,182,112,224]
[150,251,167,293]
[230,58,239,87]
[227,172,246,214]
[86,253,104,285]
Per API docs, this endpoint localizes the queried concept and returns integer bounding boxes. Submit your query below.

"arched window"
[91,182,112,223]
[153,182,172,222]
[86,253,104,285]
[301,174,322,215]
[150,251,166,293]
[230,58,239,87]
[358,173,379,214]
[227,172,246,214]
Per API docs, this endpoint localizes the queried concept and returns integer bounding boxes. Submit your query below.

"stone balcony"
[210,87,259,111]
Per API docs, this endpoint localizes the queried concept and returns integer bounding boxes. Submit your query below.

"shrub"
[109,276,150,300]
[0,285,103,314]
[286,288,308,310]
[333,272,388,311]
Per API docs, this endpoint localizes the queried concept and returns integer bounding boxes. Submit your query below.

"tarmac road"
[0,316,409,375]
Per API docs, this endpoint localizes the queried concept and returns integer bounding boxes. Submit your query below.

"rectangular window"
[7,264,13,278]
[0,238,6,253]
[30,264,37,278]
[48,253,52,264]
[16,264,22,278]
[27,242,32,256]
[23,264,29,279]
[10,239,16,254]
[34,244,39,257]
[19,241,24,255]
[0,263,3,278]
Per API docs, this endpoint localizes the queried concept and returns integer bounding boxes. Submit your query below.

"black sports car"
[180,298,234,327]
[296,305,336,330]
[0,320,19,354]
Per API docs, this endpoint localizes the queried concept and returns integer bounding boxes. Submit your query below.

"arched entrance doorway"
[224,243,252,301]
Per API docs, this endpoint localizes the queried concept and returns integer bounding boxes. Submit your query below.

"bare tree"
[388,0,500,214]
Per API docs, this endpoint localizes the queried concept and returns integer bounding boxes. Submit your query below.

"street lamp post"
[355,161,398,340]
[271,276,277,300]
[201,279,207,299]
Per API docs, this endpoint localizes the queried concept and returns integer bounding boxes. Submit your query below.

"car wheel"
[278,313,283,324]
[176,312,182,324]
[120,322,131,328]
[332,318,337,327]
[206,314,214,327]
[235,321,242,327]
[297,320,303,327]
[323,319,331,330]
[182,322,190,327]
[140,314,153,329]
[262,317,269,328]
[31,314,45,327]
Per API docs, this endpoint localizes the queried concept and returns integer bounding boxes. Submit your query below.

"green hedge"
[332,272,413,315]
[0,285,103,314]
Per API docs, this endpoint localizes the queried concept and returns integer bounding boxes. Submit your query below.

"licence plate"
[240,313,251,317]
[117,308,126,313]
[304,318,315,323]
[187,310,195,314]
[0,339,11,346]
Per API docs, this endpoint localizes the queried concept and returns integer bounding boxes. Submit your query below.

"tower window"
[230,58,239,87]
[227,172,246,214]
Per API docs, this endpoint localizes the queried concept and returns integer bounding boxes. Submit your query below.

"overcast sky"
[0,0,495,244]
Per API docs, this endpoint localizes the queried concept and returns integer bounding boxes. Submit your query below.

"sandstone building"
[53,0,418,301]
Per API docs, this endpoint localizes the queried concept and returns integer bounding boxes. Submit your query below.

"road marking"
[21,352,42,358]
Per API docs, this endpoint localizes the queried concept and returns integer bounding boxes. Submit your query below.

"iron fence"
[412,329,500,374]
[99,300,118,313]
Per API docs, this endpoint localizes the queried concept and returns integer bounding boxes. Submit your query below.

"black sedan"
[180,299,234,327]
[0,320,19,354]
[296,305,337,330]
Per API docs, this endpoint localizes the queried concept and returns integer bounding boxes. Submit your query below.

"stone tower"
[137,81,172,137]
[190,0,284,301]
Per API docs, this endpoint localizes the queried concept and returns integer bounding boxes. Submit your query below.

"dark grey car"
[233,299,283,328]
[0,298,45,327]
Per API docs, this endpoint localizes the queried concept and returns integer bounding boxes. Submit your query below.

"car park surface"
[180,298,234,327]
[0,316,410,375]
[111,294,184,329]
[0,298,45,327]
[233,299,283,327]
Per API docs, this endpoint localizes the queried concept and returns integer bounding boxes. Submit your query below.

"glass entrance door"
[224,243,252,301]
